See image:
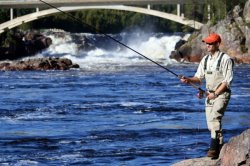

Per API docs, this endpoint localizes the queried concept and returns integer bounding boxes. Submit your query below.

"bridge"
[0,0,206,34]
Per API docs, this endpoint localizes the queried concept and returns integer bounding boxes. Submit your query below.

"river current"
[0,32,249,165]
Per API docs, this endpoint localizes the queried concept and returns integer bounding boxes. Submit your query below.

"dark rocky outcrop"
[170,0,250,63]
[0,57,79,71]
[172,128,250,166]
[0,31,52,60]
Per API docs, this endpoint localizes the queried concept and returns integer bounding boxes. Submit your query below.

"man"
[180,33,234,159]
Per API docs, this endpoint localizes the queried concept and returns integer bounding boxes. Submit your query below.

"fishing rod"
[39,0,205,95]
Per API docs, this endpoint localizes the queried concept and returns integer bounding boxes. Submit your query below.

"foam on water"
[17,160,39,166]
[41,31,182,69]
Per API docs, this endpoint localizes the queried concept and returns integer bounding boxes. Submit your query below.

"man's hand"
[207,92,217,100]
[179,75,190,84]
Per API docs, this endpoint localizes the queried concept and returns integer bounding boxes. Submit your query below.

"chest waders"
[204,52,231,158]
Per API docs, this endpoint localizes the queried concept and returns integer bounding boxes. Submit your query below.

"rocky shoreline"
[172,128,250,166]
[170,0,250,64]
[0,57,79,71]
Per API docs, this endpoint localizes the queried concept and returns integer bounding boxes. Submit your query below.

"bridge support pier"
[147,4,150,10]
[177,4,184,18]
[177,4,180,17]
[208,4,211,20]
[10,8,13,20]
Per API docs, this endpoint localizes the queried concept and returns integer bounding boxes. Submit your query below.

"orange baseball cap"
[202,33,221,44]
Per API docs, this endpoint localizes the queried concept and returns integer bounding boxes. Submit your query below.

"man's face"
[205,42,219,54]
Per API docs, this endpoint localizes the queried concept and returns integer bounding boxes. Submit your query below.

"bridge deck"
[0,0,205,8]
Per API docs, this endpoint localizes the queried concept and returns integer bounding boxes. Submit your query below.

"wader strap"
[231,58,235,68]
[216,52,225,70]
[204,55,209,71]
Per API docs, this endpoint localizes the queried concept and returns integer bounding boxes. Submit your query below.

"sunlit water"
[0,32,249,165]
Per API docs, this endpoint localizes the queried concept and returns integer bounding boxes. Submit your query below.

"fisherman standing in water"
[180,33,234,159]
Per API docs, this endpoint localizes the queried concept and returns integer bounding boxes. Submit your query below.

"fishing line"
[39,0,205,93]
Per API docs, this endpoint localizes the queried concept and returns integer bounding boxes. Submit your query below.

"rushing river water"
[0,32,249,165]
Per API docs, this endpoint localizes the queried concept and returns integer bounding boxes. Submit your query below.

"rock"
[174,39,186,50]
[170,0,250,64]
[244,0,250,22]
[172,128,250,166]
[217,129,250,166]
[170,44,202,63]
[0,57,79,71]
[24,31,53,56]
[172,157,218,166]
[0,31,52,60]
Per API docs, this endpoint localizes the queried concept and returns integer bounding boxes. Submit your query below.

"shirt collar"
[209,50,220,59]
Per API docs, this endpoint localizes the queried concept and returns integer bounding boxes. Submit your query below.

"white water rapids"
[34,31,186,69]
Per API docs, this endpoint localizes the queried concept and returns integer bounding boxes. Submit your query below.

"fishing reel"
[196,90,205,99]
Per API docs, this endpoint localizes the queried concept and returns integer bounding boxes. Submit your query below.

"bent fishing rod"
[39,0,205,95]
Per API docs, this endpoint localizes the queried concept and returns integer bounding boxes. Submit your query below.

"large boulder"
[172,128,250,166]
[169,43,203,63]
[0,31,52,60]
[217,129,250,166]
[24,31,52,56]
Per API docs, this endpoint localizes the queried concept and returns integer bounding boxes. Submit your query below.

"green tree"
[0,9,9,23]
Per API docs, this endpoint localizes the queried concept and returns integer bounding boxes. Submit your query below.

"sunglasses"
[206,42,217,45]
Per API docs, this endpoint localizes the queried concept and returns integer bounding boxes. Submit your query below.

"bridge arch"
[0,5,203,34]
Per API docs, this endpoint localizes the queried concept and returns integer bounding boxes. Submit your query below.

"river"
[0,31,249,165]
